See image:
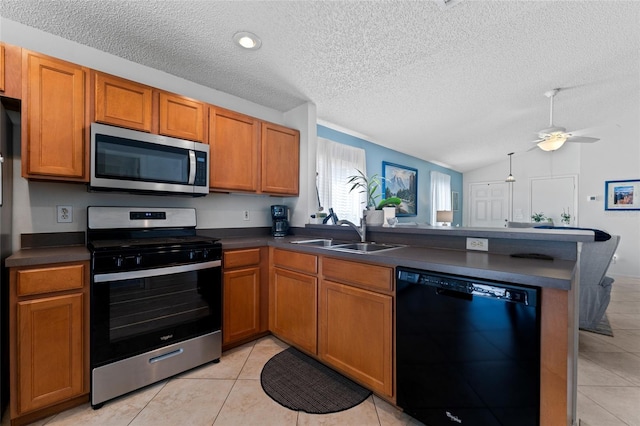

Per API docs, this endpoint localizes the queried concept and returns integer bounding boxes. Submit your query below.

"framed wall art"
[452,191,459,211]
[382,162,418,216]
[605,179,640,211]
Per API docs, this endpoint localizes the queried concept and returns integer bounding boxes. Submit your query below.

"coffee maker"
[271,205,290,237]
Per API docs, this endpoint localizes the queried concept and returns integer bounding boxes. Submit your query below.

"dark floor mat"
[260,347,372,414]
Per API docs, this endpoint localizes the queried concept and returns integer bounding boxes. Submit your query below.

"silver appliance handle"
[0,154,4,206]
[188,150,196,184]
[94,260,221,283]
[149,348,184,364]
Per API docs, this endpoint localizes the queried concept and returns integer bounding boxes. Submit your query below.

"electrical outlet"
[57,205,73,223]
[243,210,250,221]
[466,237,488,251]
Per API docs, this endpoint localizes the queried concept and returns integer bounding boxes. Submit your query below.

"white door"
[470,182,510,227]
[530,175,577,226]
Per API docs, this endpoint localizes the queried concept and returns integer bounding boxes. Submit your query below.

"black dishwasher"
[396,267,540,426]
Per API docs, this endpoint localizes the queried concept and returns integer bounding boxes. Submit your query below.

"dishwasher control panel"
[397,268,536,306]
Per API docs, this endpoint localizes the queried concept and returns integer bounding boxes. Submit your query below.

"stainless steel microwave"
[90,123,209,196]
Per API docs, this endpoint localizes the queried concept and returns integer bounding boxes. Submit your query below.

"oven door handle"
[93,260,221,283]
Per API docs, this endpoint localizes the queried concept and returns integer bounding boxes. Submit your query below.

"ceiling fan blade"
[567,135,600,143]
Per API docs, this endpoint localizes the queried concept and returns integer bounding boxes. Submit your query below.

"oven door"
[91,260,221,368]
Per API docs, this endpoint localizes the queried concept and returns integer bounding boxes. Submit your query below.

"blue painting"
[382,162,417,216]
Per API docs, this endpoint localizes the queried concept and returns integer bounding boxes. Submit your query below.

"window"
[316,138,367,224]
[430,171,451,225]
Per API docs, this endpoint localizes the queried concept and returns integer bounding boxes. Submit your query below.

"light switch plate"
[57,205,73,223]
[466,237,488,251]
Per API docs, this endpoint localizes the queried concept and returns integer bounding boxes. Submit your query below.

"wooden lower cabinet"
[319,277,393,397]
[222,248,268,349]
[10,261,90,425]
[16,294,84,413]
[270,267,318,354]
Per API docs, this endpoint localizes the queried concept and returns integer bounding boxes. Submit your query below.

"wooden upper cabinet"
[94,72,152,132]
[23,51,87,180]
[261,121,299,195]
[158,92,205,142]
[1,43,22,99]
[209,107,259,192]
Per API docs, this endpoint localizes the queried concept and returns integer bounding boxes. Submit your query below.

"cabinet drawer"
[224,248,261,269]
[322,257,393,292]
[17,264,85,296]
[272,249,317,275]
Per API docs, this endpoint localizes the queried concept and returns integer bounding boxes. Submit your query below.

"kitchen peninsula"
[7,225,592,426]
[221,223,594,426]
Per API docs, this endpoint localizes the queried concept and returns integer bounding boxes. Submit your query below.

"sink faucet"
[336,218,367,242]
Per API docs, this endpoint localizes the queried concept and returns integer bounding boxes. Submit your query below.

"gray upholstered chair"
[578,235,620,330]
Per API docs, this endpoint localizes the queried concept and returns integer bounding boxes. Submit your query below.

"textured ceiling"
[1,1,639,172]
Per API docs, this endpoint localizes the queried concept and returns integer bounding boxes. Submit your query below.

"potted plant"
[531,212,554,225]
[347,169,401,225]
[531,212,547,223]
[561,208,571,226]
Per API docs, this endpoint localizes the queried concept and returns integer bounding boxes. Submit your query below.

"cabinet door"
[223,267,261,345]
[319,280,392,397]
[94,72,152,132]
[209,107,259,192]
[0,43,22,99]
[260,122,299,195]
[158,92,205,142]
[0,44,4,92]
[17,293,84,413]
[24,52,86,179]
[270,268,317,354]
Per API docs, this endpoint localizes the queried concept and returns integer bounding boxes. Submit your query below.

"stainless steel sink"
[290,238,350,247]
[329,242,404,253]
[291,239,403,253]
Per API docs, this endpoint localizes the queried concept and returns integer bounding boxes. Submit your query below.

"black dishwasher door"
[396,268,540,426]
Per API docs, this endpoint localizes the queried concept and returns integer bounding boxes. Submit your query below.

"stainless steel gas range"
[87,207,222,408]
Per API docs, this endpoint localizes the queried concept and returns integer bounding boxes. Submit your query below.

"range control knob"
[115,256,124,268]
[135,254,142,266]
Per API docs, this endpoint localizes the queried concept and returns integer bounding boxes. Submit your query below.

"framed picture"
[452,191,459,211]
[382,162,418,216]
[605,179,640,211]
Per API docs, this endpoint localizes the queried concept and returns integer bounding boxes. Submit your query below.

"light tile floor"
[3,275,639,426]
[577,275,640,426]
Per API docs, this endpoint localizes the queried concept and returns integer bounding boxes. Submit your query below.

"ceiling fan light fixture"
[537,134,567,151]
[233,31,262,50]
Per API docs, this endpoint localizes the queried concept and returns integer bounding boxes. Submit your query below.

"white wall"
[464,108,640,278]
[2,19,315,249]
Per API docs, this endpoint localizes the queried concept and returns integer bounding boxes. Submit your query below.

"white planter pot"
[364,209,384,226]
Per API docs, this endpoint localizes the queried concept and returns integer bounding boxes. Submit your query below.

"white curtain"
[430,171,452,225]
[316,138,367,224]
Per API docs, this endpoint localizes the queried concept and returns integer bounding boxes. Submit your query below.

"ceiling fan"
[532,88,600,151]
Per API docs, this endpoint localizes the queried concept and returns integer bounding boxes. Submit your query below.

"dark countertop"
[5,245,91,268]
[5,228,578,290]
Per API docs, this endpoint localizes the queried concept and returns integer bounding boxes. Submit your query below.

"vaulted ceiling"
[1,1,639,172]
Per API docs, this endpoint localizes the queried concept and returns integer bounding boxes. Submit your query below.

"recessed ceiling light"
[233,31,262,50]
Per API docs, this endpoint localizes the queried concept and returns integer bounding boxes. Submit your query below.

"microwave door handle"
[188,150,196,185]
